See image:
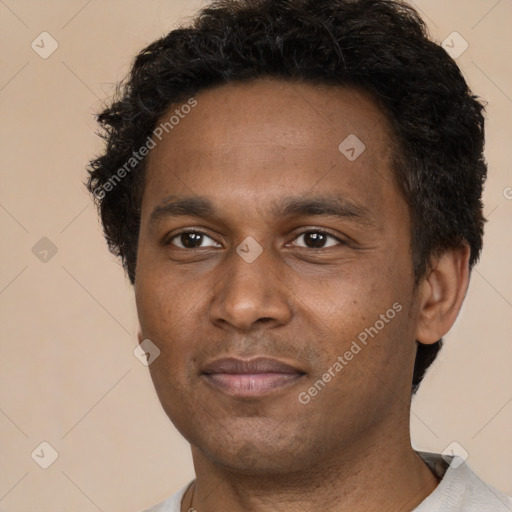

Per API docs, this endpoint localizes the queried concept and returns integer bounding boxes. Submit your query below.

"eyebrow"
[149,194,375,228]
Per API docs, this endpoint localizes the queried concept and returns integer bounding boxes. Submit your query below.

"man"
[86,0,511,510]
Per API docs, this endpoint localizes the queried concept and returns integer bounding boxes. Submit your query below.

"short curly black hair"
[85,0,487,394]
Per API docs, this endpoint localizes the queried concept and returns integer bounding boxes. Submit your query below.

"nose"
[209,244,293,331]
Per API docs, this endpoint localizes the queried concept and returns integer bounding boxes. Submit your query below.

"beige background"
[0,0,511,510]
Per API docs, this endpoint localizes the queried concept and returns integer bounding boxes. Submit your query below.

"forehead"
[142,78,400,222]
[148,78,395,155]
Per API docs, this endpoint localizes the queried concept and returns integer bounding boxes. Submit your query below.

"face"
[135,79,420,475]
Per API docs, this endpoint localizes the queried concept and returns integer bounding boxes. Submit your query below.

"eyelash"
[164,228,346,249]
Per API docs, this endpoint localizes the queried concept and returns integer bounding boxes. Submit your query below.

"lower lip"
[203,372,304,397]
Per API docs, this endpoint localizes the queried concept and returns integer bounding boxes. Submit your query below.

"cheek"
[145,354,199,442]
[135,275,198,393]
[307,261,396,318]
[136,276,197,407]
[137,262,189,329]
[309,259,412,365]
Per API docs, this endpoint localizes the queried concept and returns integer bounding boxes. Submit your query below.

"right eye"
[165,230,222,249]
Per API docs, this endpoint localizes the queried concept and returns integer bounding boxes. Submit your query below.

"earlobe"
[137,329,144,344]
[415,244,471,345]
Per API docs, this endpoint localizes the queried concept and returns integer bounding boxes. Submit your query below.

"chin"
[202,444,302,476]
[189,421,316,476]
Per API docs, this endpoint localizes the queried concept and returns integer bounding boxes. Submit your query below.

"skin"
[135,78,470,512]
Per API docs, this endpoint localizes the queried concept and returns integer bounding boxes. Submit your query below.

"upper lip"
[201,357,304,375]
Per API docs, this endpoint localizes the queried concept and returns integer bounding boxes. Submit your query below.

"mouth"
[201,357,306,397]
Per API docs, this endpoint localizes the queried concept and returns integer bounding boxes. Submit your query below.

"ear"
[137,329,144,345]
[415,244,471,344]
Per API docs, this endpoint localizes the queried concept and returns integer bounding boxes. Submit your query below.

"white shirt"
[141,452,512,512]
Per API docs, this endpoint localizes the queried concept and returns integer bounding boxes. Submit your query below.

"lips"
[202,357,302,375]
[201,357,305,397]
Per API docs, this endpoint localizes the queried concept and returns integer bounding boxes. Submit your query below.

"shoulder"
[415,452,512,512]
[139,481,194,512]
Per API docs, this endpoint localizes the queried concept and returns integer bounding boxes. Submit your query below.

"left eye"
[291,230,343,249]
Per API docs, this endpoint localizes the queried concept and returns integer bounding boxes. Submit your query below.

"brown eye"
[167,231,220,249]
[292,230,343,249]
